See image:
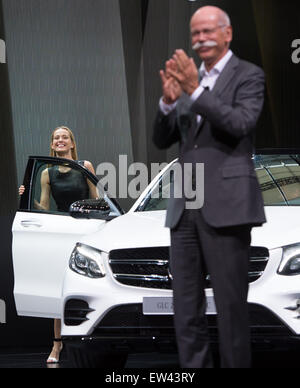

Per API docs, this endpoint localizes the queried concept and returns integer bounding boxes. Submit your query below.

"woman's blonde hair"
[50,126,78,160]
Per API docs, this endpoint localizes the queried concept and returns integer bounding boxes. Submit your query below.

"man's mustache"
[192,40,218,51]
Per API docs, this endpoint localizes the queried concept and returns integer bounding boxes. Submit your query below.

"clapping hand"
[168,50,199,96]
[160,59,182,105]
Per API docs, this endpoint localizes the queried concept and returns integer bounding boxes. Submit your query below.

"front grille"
[109,246,270,290]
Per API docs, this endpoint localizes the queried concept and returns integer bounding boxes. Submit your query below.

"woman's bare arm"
[36,169,51,211]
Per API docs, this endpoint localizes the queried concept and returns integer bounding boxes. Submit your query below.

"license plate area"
[143,296,216,315]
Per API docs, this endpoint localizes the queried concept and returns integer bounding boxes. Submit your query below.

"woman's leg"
[47,319,63,363]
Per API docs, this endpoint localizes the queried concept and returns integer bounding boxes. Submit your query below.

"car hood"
[251,206,300,249]
[81,210,171,253]
[80,207,300,253]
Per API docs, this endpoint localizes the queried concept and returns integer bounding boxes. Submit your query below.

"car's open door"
[12,156,122,319]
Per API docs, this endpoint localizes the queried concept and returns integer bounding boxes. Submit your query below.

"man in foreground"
[153,6,266,368]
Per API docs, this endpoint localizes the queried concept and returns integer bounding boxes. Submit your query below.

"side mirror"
[70,198,112,220]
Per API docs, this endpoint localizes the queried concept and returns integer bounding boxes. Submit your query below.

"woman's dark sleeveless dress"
[48,161,90,212]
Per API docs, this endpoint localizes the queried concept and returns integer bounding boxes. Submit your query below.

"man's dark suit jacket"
[153,54,266,229]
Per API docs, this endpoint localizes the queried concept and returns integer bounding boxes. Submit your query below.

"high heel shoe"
[47,338,63,364]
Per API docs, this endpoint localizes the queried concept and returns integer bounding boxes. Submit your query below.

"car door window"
[30,160,100,215]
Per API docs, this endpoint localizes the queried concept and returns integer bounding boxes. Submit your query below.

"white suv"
[12,151,300,367]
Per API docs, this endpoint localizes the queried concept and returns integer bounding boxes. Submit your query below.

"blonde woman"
[19,126,97,364]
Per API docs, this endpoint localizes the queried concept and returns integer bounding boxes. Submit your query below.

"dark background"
[0,0,300,348]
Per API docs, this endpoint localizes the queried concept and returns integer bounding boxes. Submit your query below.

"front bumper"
[61,249,300,347]
[62,302,300,352]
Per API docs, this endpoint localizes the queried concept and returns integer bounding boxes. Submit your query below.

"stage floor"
[0,349,179,369]
[0,349,299,368]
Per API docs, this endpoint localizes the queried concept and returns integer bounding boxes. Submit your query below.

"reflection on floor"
[0,348,180,369]
[0,349,299,368]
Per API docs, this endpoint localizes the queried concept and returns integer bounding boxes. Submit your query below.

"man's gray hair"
[219,10,231,27]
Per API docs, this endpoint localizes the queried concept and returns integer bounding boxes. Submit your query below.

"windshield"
[137,154,300,212]
[254,154,300,205]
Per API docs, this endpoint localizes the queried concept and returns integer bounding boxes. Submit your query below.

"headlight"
[278,244,300,276]
[70,243,106,279]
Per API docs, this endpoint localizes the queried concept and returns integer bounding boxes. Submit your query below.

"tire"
[66,341,128,368]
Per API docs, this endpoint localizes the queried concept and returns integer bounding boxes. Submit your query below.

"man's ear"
[225,26,233,44]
